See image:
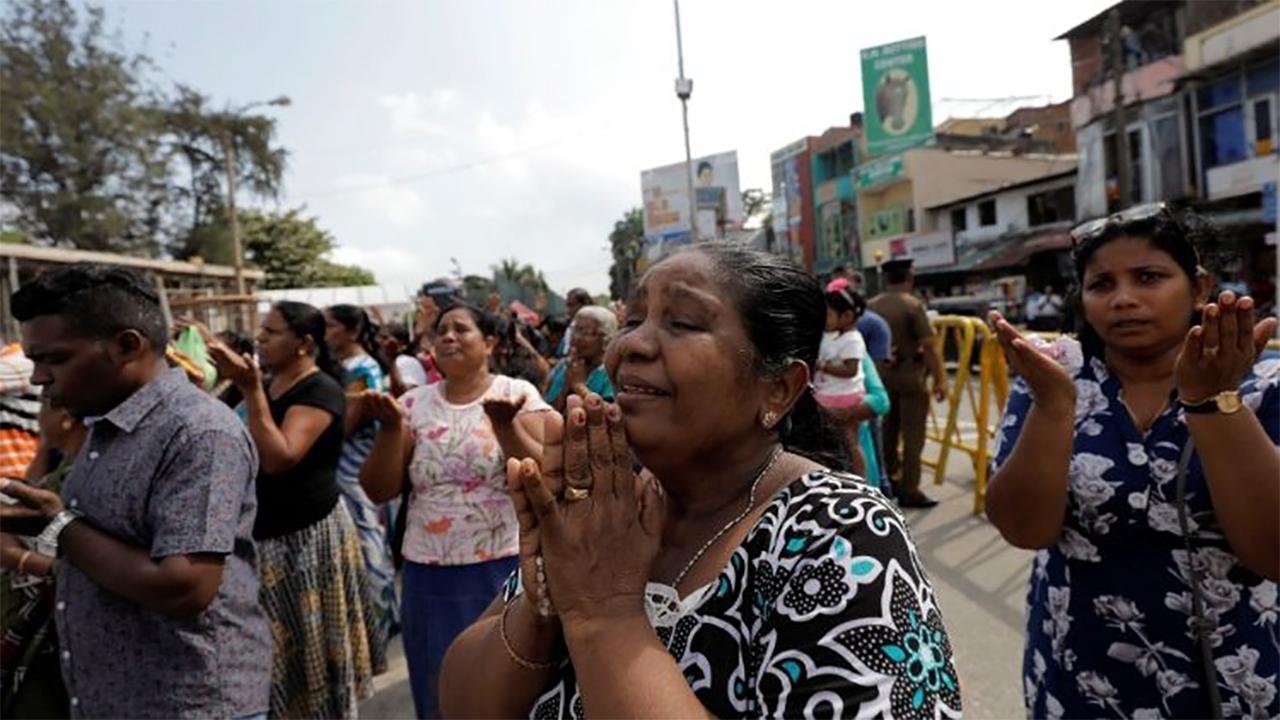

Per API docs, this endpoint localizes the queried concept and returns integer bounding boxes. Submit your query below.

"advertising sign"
[861,230,955,270]
[855,154,904,190]
[860,36,934,156]
[640,151,743,264]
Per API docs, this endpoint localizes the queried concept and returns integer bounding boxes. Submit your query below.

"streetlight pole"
[222,95,290,330]
[673,0,698,243]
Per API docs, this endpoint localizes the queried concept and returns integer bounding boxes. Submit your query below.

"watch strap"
[1177,390,1242,415]
[35,510,82,557]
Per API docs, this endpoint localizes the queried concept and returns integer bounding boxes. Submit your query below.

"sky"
[104,0,1115,296]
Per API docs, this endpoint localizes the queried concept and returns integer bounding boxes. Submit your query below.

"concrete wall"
[904,148,1077,230]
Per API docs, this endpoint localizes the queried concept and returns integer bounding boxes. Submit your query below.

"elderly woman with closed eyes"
[440,244,961,719]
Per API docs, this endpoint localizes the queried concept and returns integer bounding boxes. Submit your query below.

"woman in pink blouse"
[360,304,550,718]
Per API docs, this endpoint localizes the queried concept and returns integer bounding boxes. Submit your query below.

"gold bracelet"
[16,550,32,575]
[499,598,556,671]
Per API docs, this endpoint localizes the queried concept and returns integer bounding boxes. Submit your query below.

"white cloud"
[334,173,427,227]
[378,89,459,135]
[328,245,430,289]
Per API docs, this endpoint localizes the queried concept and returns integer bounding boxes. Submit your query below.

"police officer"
[869,258,948,508]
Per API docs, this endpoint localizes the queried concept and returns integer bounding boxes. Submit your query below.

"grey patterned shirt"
[55,368,272,718]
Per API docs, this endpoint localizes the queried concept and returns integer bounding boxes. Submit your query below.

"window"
[1027,186,1077,226]
[950,207,967,232]
[1200,108,1247,169]
[1151,114,1185,200]
[1198,76,1242,110]
[1253,98,1274,155]
[1128,128,1145,204]
[978,200,997,227]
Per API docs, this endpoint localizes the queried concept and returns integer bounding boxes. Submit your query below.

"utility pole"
[221,131,247,330]
[673,0,699,243]
[1107,8,1133,211]
[220,95,289,331]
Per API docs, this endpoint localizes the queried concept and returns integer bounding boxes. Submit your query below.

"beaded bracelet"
[532,554,554,617]
[499,598,556,671]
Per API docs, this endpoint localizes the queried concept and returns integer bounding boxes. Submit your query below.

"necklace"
[669,445,784,591]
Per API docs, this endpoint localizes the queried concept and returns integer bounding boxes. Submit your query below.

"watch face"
[1217,392,1244,414]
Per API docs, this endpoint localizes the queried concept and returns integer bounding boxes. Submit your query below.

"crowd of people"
[0,203,1275,719]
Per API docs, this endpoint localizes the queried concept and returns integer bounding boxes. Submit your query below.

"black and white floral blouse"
[506,470,962,719]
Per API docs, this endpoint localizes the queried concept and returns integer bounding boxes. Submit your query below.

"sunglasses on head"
[1069,202,1172,251]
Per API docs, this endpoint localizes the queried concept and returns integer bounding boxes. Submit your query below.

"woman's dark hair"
[677,243,850,471]
[491,315,547,387]
[1068,206,1218,356]
[216,330,255,358]
[435,303,499,338]
[825,286,867,318]
[327,304,391,374]
[273,301,346,383]
[383,321,413,355]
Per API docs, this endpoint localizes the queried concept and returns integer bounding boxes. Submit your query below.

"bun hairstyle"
[327,304,391,374]
[679,243,851,471]
[273,301,347,383]
[824,277,867,319]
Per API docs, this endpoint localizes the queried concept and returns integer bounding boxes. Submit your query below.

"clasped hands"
[506,393,664,632]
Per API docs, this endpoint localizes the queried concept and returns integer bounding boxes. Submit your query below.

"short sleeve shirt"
[856,310,894,362]
[401,375,551,565]
[815,329,866,397]
[868,292,932,366]
[254,372,345,539]
[56,369,271,718]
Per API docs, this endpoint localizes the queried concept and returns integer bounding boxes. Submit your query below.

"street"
[361,412,1035,719]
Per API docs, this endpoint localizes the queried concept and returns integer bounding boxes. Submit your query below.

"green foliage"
[160,85,287,262]
[608,207,644,300]
[0,0,287,261]
[491,258,549,294]
[242,208,375,289]
[0,0,169,254]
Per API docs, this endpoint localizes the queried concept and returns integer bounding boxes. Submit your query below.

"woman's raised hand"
[989,311,1077,418]
[208,342,261,390]
[1175,291,1277,402]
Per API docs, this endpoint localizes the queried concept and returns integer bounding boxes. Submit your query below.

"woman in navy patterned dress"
[987,205,1279,719]
[439,244,962,718]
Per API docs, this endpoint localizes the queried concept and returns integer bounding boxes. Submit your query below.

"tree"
[608,207,644,300]
[160,85,288,263]
[0,0,169,254]
[0,0,289,261]
[491,258,548,295]
[241,208,375,289]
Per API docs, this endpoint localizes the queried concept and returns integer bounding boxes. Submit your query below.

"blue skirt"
[401,556,519,719]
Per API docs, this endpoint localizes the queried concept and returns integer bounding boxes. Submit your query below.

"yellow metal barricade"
[920,316,1009,514]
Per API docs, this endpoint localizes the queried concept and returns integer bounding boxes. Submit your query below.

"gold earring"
[761,410,779,430]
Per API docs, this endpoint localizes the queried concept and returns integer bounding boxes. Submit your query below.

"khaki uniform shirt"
[868,290,933,392]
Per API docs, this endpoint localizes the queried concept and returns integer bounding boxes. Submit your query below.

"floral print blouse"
[993,339,1280,719]
[509,471,963,719]
[401,375,550,566]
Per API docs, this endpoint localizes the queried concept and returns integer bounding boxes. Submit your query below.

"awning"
[917,233,1071,276]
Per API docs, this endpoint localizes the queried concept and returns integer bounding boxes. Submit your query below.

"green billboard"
[860,36,934,156]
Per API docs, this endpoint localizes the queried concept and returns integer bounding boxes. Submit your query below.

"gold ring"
[563,486,591,502]
[1203,346,1220,357]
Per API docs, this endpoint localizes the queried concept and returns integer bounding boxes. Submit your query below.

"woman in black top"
[210,301,382,718]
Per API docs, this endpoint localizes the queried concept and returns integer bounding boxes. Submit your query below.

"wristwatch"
[35,509,82,558]
[1177,390,1244,415]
